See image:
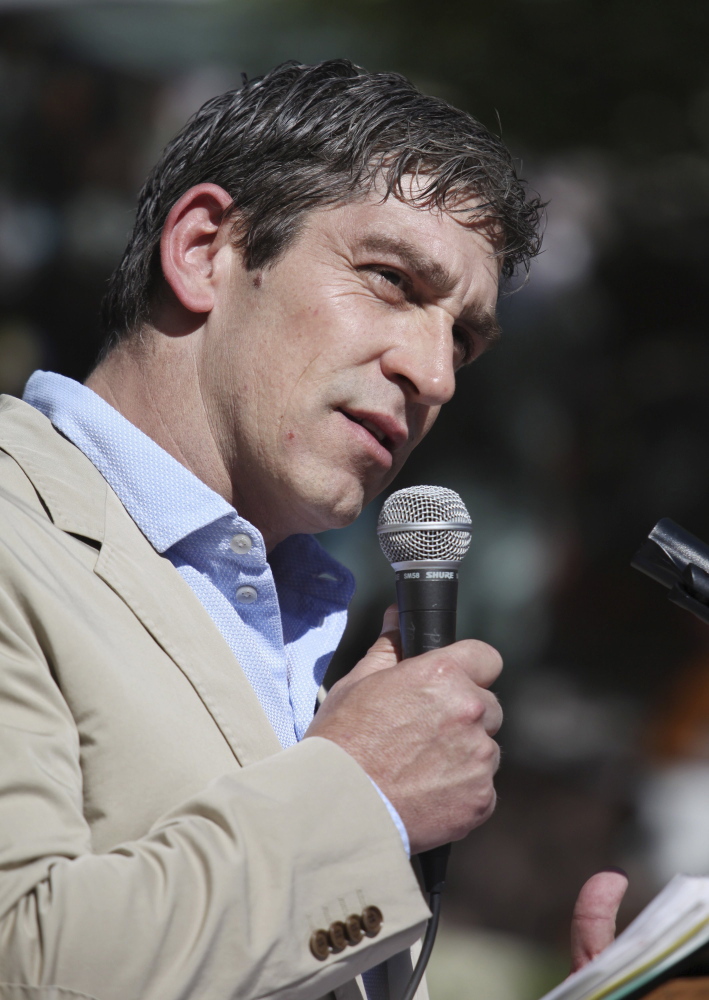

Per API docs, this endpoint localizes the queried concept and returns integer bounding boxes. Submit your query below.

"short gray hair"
[100,59,543,351]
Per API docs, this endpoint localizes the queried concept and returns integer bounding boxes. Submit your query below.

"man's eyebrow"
[358,233,501,346]
[461,306,502,346]
[358,234,457,294]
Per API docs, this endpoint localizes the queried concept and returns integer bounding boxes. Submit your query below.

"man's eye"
[363,265,409,294]
[377,268,404,287]
[453,326,475,366]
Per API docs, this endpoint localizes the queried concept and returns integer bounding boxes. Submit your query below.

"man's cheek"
[418,406,442,442]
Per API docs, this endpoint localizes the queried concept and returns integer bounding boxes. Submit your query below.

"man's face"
[197,187,501,548]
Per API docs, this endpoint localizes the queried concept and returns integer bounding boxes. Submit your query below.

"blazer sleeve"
[0,550,430,1000]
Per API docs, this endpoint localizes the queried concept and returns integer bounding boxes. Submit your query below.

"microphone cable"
[401,890,443,1000]
[400,842,450,1000]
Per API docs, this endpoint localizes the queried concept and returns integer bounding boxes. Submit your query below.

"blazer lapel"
[0,395,283,766]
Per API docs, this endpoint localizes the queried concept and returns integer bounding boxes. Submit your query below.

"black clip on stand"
[632,518,709,627]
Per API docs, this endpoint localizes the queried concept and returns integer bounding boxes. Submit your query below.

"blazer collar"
[0,394,283,765]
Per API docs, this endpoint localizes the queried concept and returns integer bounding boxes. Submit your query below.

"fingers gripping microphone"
[377,486,472,1000]
[377,485,472,658]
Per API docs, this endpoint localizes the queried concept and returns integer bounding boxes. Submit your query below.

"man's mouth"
[344,413,388,445]
[337,409,408,453]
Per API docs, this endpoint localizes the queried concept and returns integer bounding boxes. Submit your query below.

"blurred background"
[1,0,709,996]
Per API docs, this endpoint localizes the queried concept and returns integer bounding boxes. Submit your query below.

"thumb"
[570,869,629,973]
[349,604,401,679]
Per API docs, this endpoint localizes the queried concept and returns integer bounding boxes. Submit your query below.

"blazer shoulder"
[0,395,107,542]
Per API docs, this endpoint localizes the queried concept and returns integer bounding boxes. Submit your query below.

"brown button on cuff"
[361,905,383,938]
[344,913,364,945]
[310,928,330,961]
[327,921,348,953]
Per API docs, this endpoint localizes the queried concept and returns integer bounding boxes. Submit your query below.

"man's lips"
[337,408,408,452]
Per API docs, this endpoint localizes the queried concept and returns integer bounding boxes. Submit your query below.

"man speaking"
[0,61,625,1000]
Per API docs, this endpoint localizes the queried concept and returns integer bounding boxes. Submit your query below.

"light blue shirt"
[23,371,410,869]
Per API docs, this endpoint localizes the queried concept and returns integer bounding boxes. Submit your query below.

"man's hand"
[305,605,503,855]
[570,870,629,973]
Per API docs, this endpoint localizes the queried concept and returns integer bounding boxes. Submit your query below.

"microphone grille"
[377,485,472,564]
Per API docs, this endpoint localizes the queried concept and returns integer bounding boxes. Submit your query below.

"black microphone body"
[395,566,459,893]
[395,568,458,657]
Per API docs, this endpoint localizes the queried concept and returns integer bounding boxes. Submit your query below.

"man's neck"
[86,336,236,514]
[86,331,305,554]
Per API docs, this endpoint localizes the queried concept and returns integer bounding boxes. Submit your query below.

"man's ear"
[160,183,235,314]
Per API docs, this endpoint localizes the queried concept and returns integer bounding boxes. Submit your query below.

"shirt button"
[236,585,258,604]
[230,533,253,554]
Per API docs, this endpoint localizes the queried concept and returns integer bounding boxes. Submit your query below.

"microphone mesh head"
[377,485,472,564]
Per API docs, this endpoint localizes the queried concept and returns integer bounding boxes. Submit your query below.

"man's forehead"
[341,187,501,260]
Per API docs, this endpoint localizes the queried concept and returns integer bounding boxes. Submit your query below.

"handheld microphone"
[376,485,472,1000]
[377,484,473,659]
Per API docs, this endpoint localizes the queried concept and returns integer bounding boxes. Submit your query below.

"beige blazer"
[0,396,430,1000]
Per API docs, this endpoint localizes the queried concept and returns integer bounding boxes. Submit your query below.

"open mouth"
[339,410,391,449]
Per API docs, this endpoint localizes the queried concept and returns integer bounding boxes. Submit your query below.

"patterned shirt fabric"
[24,370,409,1000]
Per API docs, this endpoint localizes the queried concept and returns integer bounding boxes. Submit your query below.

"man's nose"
[380,316,457,406]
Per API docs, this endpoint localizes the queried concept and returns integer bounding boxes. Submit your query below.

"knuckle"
[444,774,499,841]
[457,691,502,731]
[449,765,499,840]
[460,695,486,725]
[479,737,501,770]
[460,639,503,675]
[486,696,503,735]
[477,785,497,823]
[449,819,471,843]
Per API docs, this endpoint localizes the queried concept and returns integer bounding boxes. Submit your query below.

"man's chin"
[312,497,366,533]
[300,482,372,535]
[278,467,393,537]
